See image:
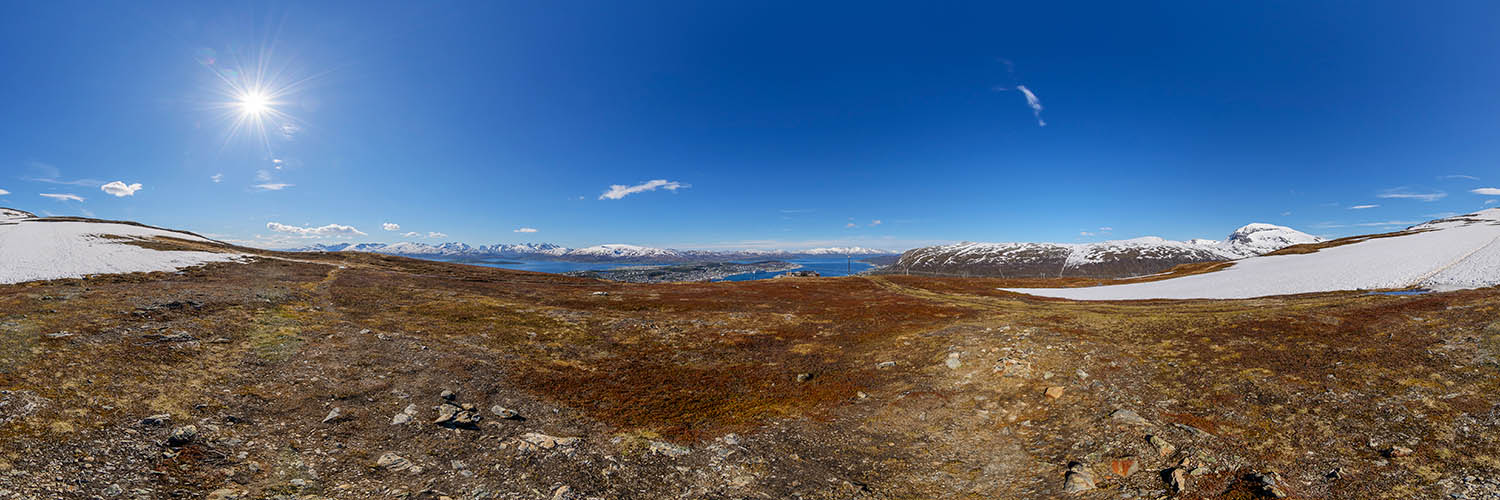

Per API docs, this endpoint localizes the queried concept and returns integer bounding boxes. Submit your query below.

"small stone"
[1063,462,1096,494]
[876,361,896,368]
[1075,368,1089,379]
[376,452,420,473]
[1044,386,1065,399]
[392,404,417,425]
[518,432,579,451]
[490,405,522,420]
[1251,471,1288,498]
[994,358,1031,377]
[795,373,813,382]
[591,291,609,296]
[550,485,574,500]
[1109,409,1152,426]
[855,391,868,399]
[1165,467,1188,493]
[439,390,456,401]
[1109,457,1139,477]
[102,484,124,497]
[648,440,691,457]
[434,403,460,424]
[1148,435,1176,457]
[945,352,962,369]
[205,488,246,500]
[166,425,197,446]
[140,414,171,426]
[321,407,342,424]
[1386,446,1413,458]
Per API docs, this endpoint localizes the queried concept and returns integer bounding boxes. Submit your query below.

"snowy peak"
[894,222,1320,278]
[1218,223,1323,257]
[802,246,894,255]
[566,244,681,259]
[0,207,36,222]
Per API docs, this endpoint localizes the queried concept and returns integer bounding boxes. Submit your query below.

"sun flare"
[236,90,271,116]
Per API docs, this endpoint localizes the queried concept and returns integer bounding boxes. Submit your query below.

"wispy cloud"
[1099,226,1114,231]
[1377,188,1446,202]
[265,222,366,237]
[40,193,84,202]
[1348,204,1378,210]
[1472,187,1500,195]
[0,188,9,196]
[255,169,273,181]
[382,222,401,231]
[101,181,142,197]
[1441,174,1479,181]
[253,183,293,191]
[779,208,814,214]
[402,231,421,238]
[1313,220,1420,229]
[1079,231,1094,236]
[513,227,538,233]
[22,161,103,186]
[211,173,223,183]
[845,222,857,228]
[599,179,688,200]
[1016,85,1045,127]
[870,219,883,226]
[427,231,448,238]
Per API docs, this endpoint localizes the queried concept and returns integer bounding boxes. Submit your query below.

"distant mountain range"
[888,223,1322,278]
[289,241,897,263]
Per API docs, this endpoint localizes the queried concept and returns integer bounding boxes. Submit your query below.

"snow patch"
[0,219,245,284]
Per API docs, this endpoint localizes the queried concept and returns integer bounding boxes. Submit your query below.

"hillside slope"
[0,210,245,284]
[1005,209,1500,300]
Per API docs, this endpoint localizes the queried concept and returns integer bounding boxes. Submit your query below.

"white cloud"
[211,173,223,183]
[427,232,448,238]
[1348,204,1378,209]
[1016,85,1046,127]
[1486,199,1498,205]
[40,193,84,202]
[1281,211,1292,216]
[100,181,143,197]
[402,231,421,238]
[382,222,401,231]
[1099,226,1113,231]
[1377,188,1446,202]
[1080,231,1094,236]
[253,183,293,191]
[1472,187,1500,195]
[598,179,688,200]
[513,227,538,233]
[870,219,883,226]
[1442,174,1479,181]
[0,188,9,195]
[265,222,367,237]
[845,222,857,228]
[256,169,273,181]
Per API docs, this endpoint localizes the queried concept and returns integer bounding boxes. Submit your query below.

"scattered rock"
[490,405,523,420]
[517,432,579,452]
[439,390,456,401]
[206,488,247,500]
[1387,446,1413,458]
[102,484,124,497]
[1110,409,1152,426]
[1249,471,1288,498]
[376,452,422,473]
[550,485,574,500]
[648,440,691,457]
[434,402,482,428]
[140,413,171,426]
[945,352,962,369]
[591,291,609,296]
[391,404,418,425]
[1063,462,1096,494]
[795,373,813,383]
[166,425,198,447]
[1173,422,1213,438]
[1165,467,1188,493]
[994,358,1031,377]
[321,407,342,424]
[1044,386,1065,400]
[1109,457,1140,477]
[1148,434,1176,457]
[876,361,896,369]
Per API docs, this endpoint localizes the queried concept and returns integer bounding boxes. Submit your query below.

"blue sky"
[3,1,1499,250]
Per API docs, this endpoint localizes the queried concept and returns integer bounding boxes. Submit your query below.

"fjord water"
[447,257,876,280]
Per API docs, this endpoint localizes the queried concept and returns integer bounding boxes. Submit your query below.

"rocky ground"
[1,249,1499,499]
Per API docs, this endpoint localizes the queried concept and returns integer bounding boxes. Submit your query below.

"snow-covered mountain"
[0,208,244,284]
[1005,209,1500,300]
[291,241,896,262]
[892,223,1321,278]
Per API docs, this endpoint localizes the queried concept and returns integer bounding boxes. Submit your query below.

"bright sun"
[237,91,271,116]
